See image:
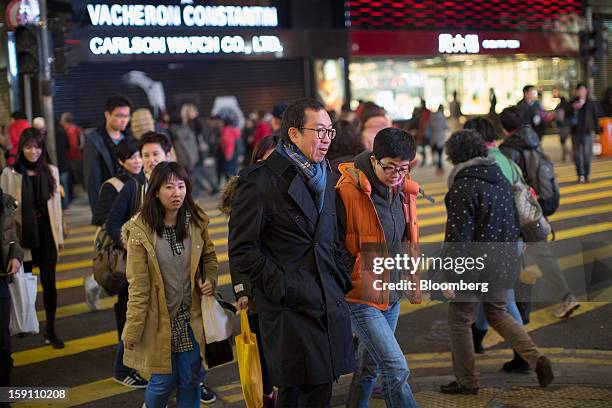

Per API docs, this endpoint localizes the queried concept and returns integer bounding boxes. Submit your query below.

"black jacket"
[83,127,123,219]
[443,158,520,292]
[228,150,354,387]
[569,97,601,137]
[106,178,145,245]
[93,171,145,227]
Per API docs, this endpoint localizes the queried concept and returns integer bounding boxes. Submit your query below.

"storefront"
[51,0,347,127]
[346,0,583,120]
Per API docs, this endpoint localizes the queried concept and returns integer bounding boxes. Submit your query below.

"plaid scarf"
[277,141,327,213]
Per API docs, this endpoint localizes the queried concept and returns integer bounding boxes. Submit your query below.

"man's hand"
[7,258,21,276]
[199,279,215,296]
[408,286,422,304]
[237,296,249,311]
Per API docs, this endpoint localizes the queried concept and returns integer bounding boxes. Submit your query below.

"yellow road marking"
[37,297,117,322]
[420,202,612,228]
[419,186,612,216]
[13,377,133,408]
[418,161,612,195]
[483,302,609,348]
[13,331,118,367]
[418,168,612,201]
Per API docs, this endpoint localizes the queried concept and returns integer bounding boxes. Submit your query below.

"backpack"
[509,145,560,216]
[509,163,552,242]
[92,177,127,295]
[170,124,199,171]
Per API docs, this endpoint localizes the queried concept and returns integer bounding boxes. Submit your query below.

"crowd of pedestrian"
[0,81,608,407]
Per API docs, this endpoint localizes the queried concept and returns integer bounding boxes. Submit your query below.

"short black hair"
[138,131,172,154]
[12,110,27,120]
[576,82,587,90]
[105,95,132,114]
[499,106,523,133]
[444,130,488,165]
[116,138,140,162]
[326,119,363,161]
[464,117,498,142]
[522,85,535,94]
[280,98,326,141]
[372,127,416,161]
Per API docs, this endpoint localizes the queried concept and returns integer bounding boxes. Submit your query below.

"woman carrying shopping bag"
[0,128,64,348]
[0,187,24,390]
[122,161,218,408]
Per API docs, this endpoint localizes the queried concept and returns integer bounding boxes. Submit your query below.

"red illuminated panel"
[347,0,582,32]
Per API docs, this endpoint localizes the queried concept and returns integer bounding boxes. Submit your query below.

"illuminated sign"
[438,34,479,54]
[439,34,521,54]
[89,35,284,55]
[87,3,278,27]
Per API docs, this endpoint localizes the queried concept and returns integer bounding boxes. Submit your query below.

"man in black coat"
[439,130,553,395]
[516,85,545,139]
[229,98,354,407]
[569,82,602,183]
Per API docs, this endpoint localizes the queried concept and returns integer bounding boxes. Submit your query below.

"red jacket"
[65,125,84,160]
[220,126,240,161]
[252,121,272,148]
[7,119,30,165]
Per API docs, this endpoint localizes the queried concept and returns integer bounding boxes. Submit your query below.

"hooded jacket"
[121,207,218,374]
[444,157,520,292]
[336,151,420,310]
[499,125,540,178]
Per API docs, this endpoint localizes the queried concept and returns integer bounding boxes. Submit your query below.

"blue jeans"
[145,328,201,408]
[347,301,418,408]
[572,133,593,178]
[474,290,522,331]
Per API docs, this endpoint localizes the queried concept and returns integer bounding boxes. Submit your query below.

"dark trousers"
[431,145,444,170]
[277,383,332,408]
[572,133,593,178]
[114,282,131,378]
[0,289,12,389]
[248,313,273,396]
[23,215,58,334]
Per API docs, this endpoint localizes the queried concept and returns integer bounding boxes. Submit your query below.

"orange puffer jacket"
[336,162,420,310]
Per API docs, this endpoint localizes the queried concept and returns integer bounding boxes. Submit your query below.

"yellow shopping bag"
[236,309,263,408]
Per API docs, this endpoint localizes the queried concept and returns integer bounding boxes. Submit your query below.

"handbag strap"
[240,309,251,335]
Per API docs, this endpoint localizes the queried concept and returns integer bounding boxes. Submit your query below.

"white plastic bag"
[201,295,234,344]
[8,267,39,335]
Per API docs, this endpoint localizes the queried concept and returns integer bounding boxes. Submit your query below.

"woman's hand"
[124,341,135,350]
[7,258,21,275]
[236,296,249,311]
[199,279,215,296]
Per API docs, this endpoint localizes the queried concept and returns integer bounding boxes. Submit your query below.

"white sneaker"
[84,275,102,311]
[554,294,580,318]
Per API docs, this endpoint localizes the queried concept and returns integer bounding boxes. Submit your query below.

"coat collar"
[267,150,318,225]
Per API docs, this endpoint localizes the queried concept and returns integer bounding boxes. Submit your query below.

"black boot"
[502,349,530,373]
[44,323,65,349]
[471,323,487,354]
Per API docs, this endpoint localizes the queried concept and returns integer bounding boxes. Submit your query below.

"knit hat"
[131,108,155,140]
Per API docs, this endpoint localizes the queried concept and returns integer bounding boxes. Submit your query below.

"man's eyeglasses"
[377,160,410,176]
[300,127,337,140]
